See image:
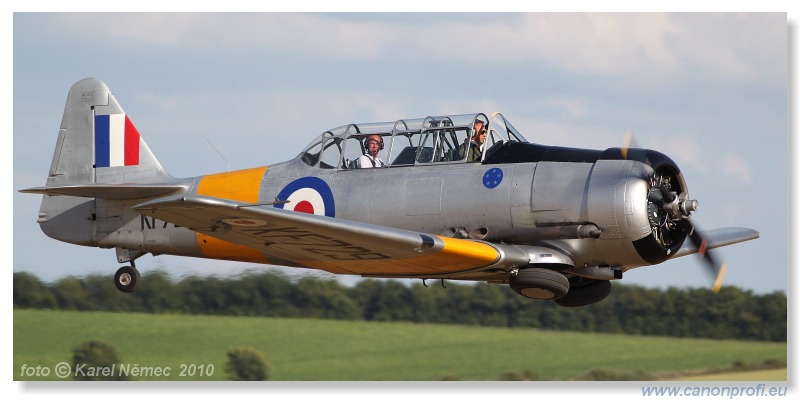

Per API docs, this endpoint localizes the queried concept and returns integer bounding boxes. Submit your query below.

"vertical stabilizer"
[34,78,173,246]
[47,77,171,187]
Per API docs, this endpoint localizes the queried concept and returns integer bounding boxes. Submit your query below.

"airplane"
[20,78,760,307]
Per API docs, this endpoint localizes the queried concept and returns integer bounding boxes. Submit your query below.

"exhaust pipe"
[469,224,601,243]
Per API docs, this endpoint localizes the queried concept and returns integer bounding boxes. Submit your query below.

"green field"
[674,369,787,381]
[13,309,786,381]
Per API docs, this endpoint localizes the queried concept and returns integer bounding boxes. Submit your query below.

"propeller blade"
[621,129,634,159]
[712,262,728,294]
[683,219,727,294]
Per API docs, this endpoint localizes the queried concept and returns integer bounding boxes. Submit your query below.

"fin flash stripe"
[95,114,140,167]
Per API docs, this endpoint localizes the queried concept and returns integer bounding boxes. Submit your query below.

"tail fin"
[47,77,171,186]
[21,78,178,247]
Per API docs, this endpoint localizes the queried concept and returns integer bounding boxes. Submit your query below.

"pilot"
[459,121,487,162]
[358,134,386,168]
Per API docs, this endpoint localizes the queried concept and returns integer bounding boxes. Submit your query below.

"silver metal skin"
[20,78,760,302]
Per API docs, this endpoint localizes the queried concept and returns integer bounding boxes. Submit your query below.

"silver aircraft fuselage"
[25,79,757,302]
[80,113,687,282]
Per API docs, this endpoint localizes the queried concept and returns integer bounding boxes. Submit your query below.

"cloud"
[647,134,707,174]
[506,13,783,83]
[722,152,753,183]
[669,13,786,82]
[53,13,396,58]
[512,13,682,78]
[45,13,784,85]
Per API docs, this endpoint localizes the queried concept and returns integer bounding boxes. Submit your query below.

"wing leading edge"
[133,195,531,277]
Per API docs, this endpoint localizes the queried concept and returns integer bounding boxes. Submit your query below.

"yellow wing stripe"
[296,236,501,276]
[439,237,500,263]
[196,234,269,264]
[196,166,269,263]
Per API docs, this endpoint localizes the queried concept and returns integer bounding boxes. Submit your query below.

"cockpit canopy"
[299,113,527,169]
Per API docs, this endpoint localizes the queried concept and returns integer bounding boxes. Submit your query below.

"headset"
[363,134,384,151]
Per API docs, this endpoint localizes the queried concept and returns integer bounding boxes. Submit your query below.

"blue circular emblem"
[482,168,504,189]
[274,177,335,217]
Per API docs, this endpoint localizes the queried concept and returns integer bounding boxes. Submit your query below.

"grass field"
[13,309,787,381]
[673,369,787,381]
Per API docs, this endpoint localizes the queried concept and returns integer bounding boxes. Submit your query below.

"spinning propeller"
[683,220,728,294]
[623,129,727,293]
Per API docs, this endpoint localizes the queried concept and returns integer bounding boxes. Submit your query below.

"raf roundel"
[274,177,336,217]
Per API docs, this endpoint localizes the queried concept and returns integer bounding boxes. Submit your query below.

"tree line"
[13,270,786,342]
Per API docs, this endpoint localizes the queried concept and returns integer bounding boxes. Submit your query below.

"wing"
[672,227,760,259]
[133,195,530,278]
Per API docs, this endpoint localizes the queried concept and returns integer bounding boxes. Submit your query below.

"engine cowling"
[589,148,692,267]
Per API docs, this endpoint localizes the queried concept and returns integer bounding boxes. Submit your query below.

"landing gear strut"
[114,264,140,293]
[114,247,145,293]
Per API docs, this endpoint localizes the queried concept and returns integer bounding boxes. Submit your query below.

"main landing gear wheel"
[555,280,612,307]
[114,265,140,293]
[509,268,569,300]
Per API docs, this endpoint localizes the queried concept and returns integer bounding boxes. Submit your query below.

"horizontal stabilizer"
[672,227,760,258]
[20,183,187,200]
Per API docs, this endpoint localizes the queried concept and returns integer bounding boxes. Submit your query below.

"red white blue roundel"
[274,177,335,217]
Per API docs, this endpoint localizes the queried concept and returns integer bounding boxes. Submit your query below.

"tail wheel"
[509,268,569,300]
[114,266,140,293]
[555,280,612,307]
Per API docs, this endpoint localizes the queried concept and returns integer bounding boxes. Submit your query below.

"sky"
[9,12,789,298]
[3,4,797,401]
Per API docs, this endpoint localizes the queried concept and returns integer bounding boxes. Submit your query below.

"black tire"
[555,280,612,307]
[114,266,140,293]
[509,268,569,300]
